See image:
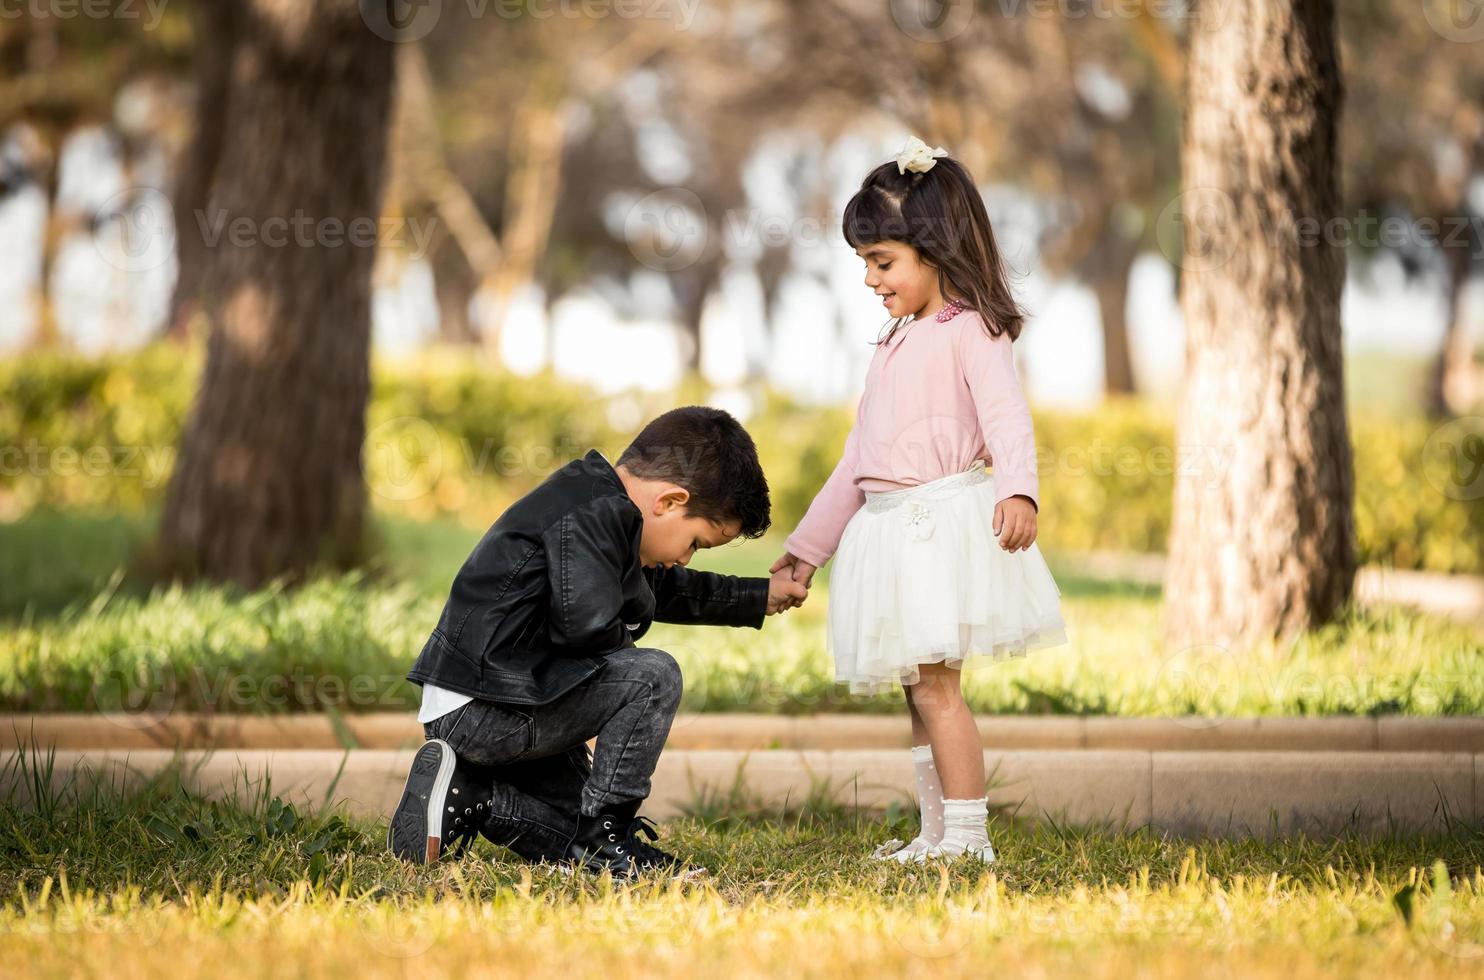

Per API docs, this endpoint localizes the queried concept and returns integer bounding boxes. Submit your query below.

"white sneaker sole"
[387,739,457,864]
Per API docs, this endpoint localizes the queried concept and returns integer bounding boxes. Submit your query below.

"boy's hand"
[767,567,809,614]
[993,495,1038,552]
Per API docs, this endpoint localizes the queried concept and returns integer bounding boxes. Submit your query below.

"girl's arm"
[957,320,1039,511]
[781,399,867,569]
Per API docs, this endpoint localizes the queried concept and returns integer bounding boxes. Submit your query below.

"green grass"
[2,748,1482,977]
[0,510,158,620]
[3,507,1483,975]
[0,509,1480,717]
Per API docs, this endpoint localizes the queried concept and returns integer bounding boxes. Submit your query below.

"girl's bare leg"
[906,680,929,747]
[904,662,984,798]
[899,663,996,862]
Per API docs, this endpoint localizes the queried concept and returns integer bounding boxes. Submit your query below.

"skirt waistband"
[863,460,989,513]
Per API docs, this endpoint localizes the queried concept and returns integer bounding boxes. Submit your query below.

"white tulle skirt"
[827,460,1068,695]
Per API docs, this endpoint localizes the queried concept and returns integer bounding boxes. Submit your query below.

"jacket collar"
[581,448,626,491]
[560,445,620,490]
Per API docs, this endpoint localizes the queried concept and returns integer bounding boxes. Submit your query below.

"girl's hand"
[771,551,818,588]
[769,551,818,608]
[993,495,1037,552]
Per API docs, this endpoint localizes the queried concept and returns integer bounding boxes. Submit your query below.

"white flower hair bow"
[895,136,949,175]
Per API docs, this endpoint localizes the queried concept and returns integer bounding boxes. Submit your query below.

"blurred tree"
[164,0,233,341]
[1164,0,1355,644]
[386,16,675,363]
[1005,5,1183,396]
[1338,0,1484,416]
[670,3,961,368]
[376,1,1186,385]
[156,0,395,585]
[0,3,191,346]
[718,0,1184,395]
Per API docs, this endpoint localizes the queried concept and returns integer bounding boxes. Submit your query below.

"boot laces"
[623,815,679,869]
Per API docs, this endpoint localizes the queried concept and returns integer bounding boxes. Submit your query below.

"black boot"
[387,739,493,864]
[561,799,692,877]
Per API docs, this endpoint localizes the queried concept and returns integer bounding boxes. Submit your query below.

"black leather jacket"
[406,449,770,705]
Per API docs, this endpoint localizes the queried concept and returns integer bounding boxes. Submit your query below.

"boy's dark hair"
[616,406,771,539]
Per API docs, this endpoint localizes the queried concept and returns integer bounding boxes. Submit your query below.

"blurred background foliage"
[2,348,1479,574]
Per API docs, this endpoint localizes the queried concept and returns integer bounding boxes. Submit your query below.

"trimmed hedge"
[1,347,1479,573]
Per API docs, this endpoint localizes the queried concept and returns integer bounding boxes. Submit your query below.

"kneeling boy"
[388,407,806,876]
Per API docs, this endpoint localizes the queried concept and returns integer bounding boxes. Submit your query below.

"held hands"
[994,494,1038,552]
[766,552,818,614]
[766,567,808,615]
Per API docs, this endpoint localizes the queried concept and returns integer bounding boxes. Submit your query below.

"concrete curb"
[6,713,1482,752]
[3,748,1475,840]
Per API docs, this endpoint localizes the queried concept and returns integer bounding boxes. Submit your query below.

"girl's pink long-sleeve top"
[783,308,1040,569]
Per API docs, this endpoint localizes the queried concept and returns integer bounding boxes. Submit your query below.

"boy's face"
[638,486,741,569]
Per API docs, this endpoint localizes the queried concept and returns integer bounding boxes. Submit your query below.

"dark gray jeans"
[422,646,682,859]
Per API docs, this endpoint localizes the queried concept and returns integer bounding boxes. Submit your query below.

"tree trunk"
[675,255,721,374]
[1163,0,1354,646]
[481,78,567,360]
[165,0,238,343]
[1427,221,1483,417]
[391,42,488,347]
[157,0,395,586]
[31,125,66,349]
[432,229,479,344]
[1087,228,1139,396]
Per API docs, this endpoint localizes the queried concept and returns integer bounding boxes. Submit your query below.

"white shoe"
[888,837,948,864]
[913,837,996,864]
[874,835,941,862]
[891,845,933,864]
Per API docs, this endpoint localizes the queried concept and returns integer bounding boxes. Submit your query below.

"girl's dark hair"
[843,154,1026,346]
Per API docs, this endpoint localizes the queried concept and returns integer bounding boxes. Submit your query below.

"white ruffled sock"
[930,796,996,863]
[873,745,945,860]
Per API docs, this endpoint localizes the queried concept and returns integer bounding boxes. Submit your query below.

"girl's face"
[858,240,941,320]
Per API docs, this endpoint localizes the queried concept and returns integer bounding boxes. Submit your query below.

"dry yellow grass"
[4,858,1484,979]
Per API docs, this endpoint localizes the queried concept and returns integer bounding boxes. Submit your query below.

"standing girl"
[772,137,1067,864]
